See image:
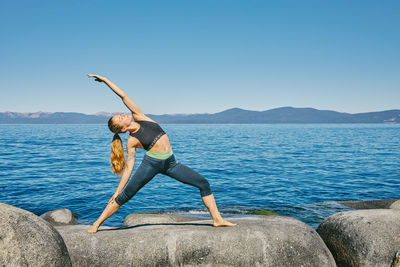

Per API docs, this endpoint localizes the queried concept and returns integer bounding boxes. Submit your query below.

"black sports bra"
[130,120,166,151]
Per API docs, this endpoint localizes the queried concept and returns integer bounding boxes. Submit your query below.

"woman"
[87,74,236,233]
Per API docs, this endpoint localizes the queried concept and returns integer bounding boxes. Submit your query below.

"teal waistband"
[145,148,173,160]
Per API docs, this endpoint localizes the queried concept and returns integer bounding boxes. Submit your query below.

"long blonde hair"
[108,117,125,176]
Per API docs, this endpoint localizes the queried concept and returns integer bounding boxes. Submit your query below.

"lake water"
[0,124,399,229]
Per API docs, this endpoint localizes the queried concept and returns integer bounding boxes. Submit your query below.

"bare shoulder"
[126,136,140,152]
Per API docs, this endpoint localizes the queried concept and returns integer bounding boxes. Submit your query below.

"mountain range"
[0,107,399,124]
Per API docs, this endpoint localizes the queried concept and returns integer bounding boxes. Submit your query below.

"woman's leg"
[165,162,237,227]
[114,161,159,206]
[201,194,236,227]
[88,199,121,233]
[88,160,160,233]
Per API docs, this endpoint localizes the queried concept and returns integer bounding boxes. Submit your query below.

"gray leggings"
[115,153,212,206]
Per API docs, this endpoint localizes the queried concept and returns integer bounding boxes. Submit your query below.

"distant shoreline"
[1,122,399,125]
[1,107,399,124]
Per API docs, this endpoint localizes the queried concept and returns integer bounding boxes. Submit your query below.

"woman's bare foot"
[213,218,237,227]
[88,223,100,234]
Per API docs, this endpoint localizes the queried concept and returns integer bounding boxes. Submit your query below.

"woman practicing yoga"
[87,74,236,233]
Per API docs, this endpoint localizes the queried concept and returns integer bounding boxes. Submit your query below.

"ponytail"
[110,133,125,177]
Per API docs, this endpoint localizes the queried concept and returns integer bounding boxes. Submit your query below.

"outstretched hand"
[87,74,106,83]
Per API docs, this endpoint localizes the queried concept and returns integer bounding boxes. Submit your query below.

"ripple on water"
[1,124,400,228]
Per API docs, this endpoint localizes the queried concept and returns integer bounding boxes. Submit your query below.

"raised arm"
[88,74,145,118]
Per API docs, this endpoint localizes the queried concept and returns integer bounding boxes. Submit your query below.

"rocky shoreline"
[1,200,400,266]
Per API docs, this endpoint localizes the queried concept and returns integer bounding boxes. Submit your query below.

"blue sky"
[0,0,399,115]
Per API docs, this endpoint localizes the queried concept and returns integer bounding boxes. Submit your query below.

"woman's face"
[113,114,132,131]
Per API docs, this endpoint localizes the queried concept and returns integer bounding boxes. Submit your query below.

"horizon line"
[1,106,400,116]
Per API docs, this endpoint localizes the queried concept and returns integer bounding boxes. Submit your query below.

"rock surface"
[124,213,200,226]
[40,208,78,226]
[55,216,336,267]
[0,203,72,267]
[338,199,399,209]
[390,200,400,210]
[317,209,400,267]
